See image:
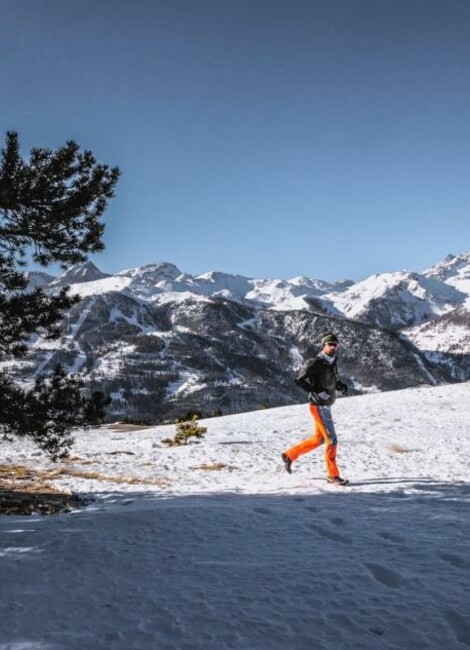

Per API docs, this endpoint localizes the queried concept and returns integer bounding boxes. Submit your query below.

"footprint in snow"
[306,523,350,544]
[305,505,317,513]
[444,609,470,646]
[438,552,470,570]
[378,530,406,544]
[365,563,406,588]
[329,516,346,526]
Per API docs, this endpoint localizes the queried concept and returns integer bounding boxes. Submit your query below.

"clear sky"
[1,0,470,282]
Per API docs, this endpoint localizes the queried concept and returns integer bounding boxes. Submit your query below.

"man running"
[281,332,349,485]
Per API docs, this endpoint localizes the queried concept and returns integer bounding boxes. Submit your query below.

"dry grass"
[388,444,414,453]
[0,463,169,516]
[0,450,171,515]
[60,468,169,487]
[190,462,239,472]
[0,464,32,480]
[63,456,97,466]
[0,464,86,516]
[105,423,153,432]
[33,466,169,487]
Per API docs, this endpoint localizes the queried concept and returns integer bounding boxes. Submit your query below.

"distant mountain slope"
[59,262,348,311]
[423,252,470,301]
[6,252,469,421]
[6,289,441,422]
[324,271,465,330]
[404,306,470,381]
[25,271,55,290]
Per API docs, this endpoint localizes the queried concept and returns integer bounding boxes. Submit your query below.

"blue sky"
[1,0,470,282]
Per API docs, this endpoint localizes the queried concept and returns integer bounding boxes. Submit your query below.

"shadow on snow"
[0,479,469,650]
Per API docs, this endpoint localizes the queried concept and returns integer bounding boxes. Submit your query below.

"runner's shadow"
[351,477,470,499]
[351,477,436,487]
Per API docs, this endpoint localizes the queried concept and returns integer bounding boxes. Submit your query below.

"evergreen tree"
[0,131,120,459]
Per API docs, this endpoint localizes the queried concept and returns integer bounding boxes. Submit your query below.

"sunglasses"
[326,342,338,347]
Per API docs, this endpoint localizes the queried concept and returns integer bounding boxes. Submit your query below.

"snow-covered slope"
[402,253,470,379]
[404,306,470,381]
[324,270,466,329]
[1,383,469,649]
[423,252,470,305]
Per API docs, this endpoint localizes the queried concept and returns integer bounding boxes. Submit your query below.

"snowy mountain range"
[7,252,470,421]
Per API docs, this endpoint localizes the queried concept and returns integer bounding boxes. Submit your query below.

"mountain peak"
[423,251,470,282]
[118,262,182,281]
[51,261,110,286]
[25,271,55,290]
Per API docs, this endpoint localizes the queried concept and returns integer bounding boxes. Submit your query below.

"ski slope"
[0,383,469,649]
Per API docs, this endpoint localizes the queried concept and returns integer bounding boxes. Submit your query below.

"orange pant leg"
[284,428,324,461]
[284,405,339,477]
[324,442,339,478]
[310,405,339,478]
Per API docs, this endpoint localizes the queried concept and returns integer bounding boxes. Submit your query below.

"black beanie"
[321,333,339,346]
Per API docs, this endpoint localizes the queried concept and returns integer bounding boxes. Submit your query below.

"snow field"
[0,382,469,649]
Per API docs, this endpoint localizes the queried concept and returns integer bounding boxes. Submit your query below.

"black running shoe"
[281,453,292,474]
[326,476,349,486]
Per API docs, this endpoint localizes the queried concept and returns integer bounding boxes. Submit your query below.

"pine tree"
[162,415,207,447]
[0,131,120,459]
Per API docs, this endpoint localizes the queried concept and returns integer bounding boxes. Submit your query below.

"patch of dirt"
[190,462,239,472]
[107,450,137,456]
[387,444,416,453]
[0,489,87,516]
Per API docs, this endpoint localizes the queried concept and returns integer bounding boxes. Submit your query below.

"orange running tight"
[284,404,339,478]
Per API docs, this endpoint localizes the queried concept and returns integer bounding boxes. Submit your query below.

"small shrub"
[182,410,203,421]
[162,415,207,447]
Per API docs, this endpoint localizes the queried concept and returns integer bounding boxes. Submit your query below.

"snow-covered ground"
[1,383,469,649]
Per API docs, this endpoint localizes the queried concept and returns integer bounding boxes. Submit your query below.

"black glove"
[336,380,348,396]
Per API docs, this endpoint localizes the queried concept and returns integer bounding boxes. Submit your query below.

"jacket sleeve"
[294,358,317,392]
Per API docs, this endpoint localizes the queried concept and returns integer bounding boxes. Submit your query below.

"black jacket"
[295,354,346,407]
